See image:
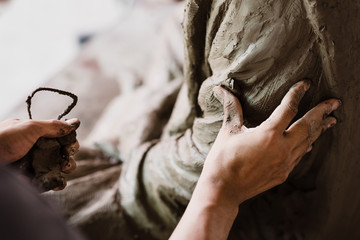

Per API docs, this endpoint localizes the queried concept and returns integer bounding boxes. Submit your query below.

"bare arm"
[170,81,341,239]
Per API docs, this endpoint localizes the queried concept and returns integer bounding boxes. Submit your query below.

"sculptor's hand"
[171,80,341,240]
[0,118,80,165]
[204,80,340,206]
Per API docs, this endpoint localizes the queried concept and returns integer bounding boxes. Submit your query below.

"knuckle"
[50,119,60,125]
[276,171,289,184]
[261,129,279,147]
[293,86,305,102]
[285,100,299,115]
[23,120,37,131]
[321,120,329,130]
[300,119,316,140]
[228,124,241,134]
[23,119,33,126]
[224,98,236,111]
[225,114,232,124]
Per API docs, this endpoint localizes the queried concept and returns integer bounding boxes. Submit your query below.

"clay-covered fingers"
[53,178,67,191]
[61,156,77,174]
[37,118,80,138]
[287,98,340,152]
[266,80,310,131]
[65,140,80,155]
[213,86,244,130]
[61,140,79,174]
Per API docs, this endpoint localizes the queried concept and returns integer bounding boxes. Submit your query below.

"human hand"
[171,80,341,240]
[0,118,80,165]
[201,80,341,208]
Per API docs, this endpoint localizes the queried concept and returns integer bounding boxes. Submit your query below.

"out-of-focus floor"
[0,0,132,120]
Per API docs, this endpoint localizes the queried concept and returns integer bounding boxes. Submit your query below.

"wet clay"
[12,131,79,191]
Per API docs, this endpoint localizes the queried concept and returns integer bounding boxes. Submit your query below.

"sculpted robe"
[36,0,359,239]
[120,1,360,239]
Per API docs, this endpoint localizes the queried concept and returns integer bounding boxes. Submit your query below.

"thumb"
[213,86,244,129]
[37,118,80,138]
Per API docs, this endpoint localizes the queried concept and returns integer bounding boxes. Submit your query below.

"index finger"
[286,98,340,144]
[265,80,310,131]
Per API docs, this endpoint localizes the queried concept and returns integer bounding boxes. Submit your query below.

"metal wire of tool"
[26,87,78,120]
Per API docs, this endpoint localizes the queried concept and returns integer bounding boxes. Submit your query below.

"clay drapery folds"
[44,0,359,239]
[119,0,354,239]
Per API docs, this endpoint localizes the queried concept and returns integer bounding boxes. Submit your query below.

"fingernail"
[337,99,342,106]
[66,118,80,127]
[328,119,337,128]
[332,100,341,110]
[213,86,224,102]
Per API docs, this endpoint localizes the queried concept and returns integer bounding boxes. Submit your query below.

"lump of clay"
[12,130,80,192]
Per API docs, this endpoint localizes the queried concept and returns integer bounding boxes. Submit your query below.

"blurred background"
[0,0,184,142]
[0,0,134,120]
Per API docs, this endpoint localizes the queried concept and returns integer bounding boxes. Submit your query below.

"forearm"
[170,175,240,240]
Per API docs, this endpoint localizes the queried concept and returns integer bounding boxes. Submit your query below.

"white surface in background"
[0,0,129,120]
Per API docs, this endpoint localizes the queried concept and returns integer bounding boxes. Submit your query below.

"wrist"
[175,175,239,240]
[171,175,239,240]
[195,173,241,213]
[199,151,247,209]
